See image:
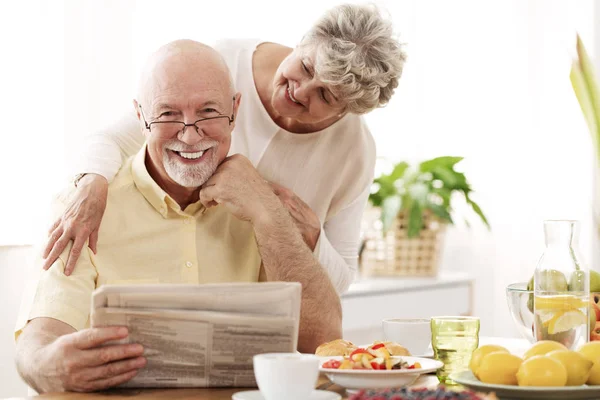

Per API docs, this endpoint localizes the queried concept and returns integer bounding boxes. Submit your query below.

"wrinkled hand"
[268,182,321,250]
[42,174,109,275]
[199,154,281,225]
[37,327,145,392]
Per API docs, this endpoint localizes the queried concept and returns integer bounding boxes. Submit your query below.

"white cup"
[382,318,432,356]
[253,353,319,400]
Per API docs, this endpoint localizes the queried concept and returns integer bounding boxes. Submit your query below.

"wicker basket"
[361,210,446,277]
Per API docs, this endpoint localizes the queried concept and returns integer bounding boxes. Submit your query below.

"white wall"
[1,0,599,397]
[0,246,34,396]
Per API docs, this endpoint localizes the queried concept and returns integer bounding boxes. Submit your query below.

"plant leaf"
[407,202,423,237]
[381,195,401,232]
[570,34,600,161]
[420,156,463,172]
[466,196,490,229]
[390,161,409,181]
[429,204,453,224]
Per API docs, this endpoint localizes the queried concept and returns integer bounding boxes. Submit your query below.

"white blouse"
[76,39,376,294]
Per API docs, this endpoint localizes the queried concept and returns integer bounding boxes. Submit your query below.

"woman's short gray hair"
[300,3,406,114]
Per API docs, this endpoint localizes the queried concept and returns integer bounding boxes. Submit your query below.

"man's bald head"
[137,39,234,109]
[133,39,241,195]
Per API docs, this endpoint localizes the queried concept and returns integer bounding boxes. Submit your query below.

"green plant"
[570,34,600,163]
[369,156,490,237]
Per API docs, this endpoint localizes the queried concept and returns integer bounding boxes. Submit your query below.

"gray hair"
[300,3,406,114]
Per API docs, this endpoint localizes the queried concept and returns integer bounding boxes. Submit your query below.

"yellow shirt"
[15,147,262,336]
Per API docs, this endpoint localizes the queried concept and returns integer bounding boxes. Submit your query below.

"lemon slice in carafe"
[547,309,587,334]
[535,295,588,311]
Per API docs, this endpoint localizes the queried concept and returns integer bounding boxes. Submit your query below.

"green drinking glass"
[431,316,480,385]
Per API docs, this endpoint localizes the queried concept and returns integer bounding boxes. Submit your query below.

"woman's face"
[271,46,346,125]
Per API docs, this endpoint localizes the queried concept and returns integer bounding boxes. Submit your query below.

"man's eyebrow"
[198,100,225,109]
[154,103,177,112]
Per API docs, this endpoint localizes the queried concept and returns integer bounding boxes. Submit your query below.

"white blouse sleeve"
[315,183,370,295]
[74,111,144,182]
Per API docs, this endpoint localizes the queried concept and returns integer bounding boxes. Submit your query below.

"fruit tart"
[349,387,498,400]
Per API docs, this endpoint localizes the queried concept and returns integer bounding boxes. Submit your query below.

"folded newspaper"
[90,282,301,388]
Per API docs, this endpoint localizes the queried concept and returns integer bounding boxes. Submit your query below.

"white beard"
[162,139,219,188]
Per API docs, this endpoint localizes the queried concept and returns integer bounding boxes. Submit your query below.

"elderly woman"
[43,3,406,293]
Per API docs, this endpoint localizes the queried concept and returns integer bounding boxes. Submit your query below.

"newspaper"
[90,282,301,388]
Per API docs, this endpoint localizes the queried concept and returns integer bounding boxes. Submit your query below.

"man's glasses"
[139,97,235,139]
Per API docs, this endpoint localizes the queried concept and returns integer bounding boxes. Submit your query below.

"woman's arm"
[271,181,369,295]
[316,184,369,294]
[42,111,142,274]
[74,112,143,181]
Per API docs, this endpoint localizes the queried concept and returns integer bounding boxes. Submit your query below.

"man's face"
[137,55,239,189]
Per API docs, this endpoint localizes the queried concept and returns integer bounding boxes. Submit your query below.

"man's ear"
[230,92,242,131]
[133,99,142,121]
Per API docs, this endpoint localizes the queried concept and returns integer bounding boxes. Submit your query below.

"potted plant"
[363,156,489,276]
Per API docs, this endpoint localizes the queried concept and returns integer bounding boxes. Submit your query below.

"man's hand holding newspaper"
[91,282,301,388]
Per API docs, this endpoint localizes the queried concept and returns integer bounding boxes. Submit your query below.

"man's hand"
[199,154,282,224]
[34,326,146,393]
[43,174,109,275]
[268,182,321,250]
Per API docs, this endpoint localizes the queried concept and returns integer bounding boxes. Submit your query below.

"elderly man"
[15,40,342,393]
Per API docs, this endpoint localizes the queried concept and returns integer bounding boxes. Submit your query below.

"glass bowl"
[506,282,535,343]
[506,282,600,343]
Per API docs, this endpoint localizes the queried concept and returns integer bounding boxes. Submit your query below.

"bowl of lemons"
[451,341,600,399]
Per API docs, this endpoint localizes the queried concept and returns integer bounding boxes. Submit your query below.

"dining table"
[7,375,441,400]
[5,338,528,400]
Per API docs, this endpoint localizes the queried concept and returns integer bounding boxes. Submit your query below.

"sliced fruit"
[535,295,588,311]
[547,309,587,334]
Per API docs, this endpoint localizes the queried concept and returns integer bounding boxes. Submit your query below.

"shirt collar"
[131,145,205,218]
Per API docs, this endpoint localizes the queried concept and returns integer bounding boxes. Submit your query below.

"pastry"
[315,339,358,356]
[378,341,411,356]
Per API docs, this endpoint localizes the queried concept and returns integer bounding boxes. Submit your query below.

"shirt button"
[185,261,193,268]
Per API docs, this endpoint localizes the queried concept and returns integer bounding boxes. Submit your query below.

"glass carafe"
[533,220,589,349]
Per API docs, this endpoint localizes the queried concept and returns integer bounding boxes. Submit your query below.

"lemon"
[477,352,523,385]
[523,340,568,359]
[547,309,587,334]
[535,295,588,311]
[547,350,593,386]
[516,355,568,386]
[578,341,600,385]
[469,345,509,378]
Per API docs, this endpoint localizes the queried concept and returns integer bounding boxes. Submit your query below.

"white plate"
[319,356,442,390]
[450,370,600,400]
[232,390,341,400]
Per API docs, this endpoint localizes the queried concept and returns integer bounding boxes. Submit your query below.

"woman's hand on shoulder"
[42,174,109,275]
[268,182,321,251]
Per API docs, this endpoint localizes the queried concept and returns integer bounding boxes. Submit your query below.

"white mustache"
[163,139,216,152]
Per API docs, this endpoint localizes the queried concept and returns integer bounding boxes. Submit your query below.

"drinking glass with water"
[431,316,480,385]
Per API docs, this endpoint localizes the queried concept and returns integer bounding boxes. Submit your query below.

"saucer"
[232,389,341,400]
